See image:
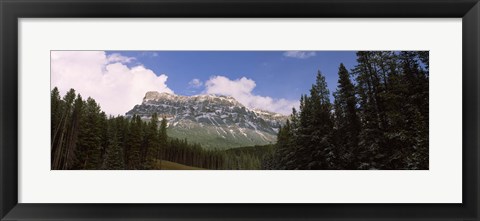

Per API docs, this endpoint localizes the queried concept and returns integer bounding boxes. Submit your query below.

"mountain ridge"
[126,91,288,149]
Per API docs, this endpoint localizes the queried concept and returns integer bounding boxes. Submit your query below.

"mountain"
[126,91,288,149]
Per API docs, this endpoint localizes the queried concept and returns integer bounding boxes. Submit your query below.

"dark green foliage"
[103,120,125,170]
[126,115,143,169]
[143,113,160,169]
[75,98,105,169]
[51,89,82,170]
[225,144,274,170]
[270,117,298,170]
[271,120,292,169]
[333,63,361,169]
[50,87,62,146]
[289,71,336,169]
[158,116,168,160]
[270,51,428,170]
[351,51,429,169]
[352,52,387,168]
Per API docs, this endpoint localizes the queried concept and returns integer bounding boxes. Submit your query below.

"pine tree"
[51,89,76,169]
[309,71,335,169]
[353,52,386,169]
[114,116,129,166]
[51,87,63,167]
[398,51,429,169]
[103,120,125,170]
[51,87,63,143]
[352,51,429,169]
[285,107,299,169]
[126,115,143,169]
[144,113,160,169]
[295,94,314,169]
[272,120,291,169]
[158,116,168,159]
[294,71,335,169]
[63,94,83,169]
[76,97,103,169]
[333,63,361,169]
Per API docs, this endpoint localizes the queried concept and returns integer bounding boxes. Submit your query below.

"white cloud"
[188,78,203,88]
[283,51,316,59]
[106,53,135,63]
[204,76,299,115]
[51,51,173,116]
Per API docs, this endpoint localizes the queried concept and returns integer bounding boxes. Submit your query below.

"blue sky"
[52,51,358,116]
[106,51,357,102]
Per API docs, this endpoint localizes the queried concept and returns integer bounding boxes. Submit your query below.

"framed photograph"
[1,0,479,220]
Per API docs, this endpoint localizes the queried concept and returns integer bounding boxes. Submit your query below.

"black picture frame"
[1,0,479,220]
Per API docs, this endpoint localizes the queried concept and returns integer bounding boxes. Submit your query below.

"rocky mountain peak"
[127,91,288,149]
[143,91,177,102]
[142,91,244,108]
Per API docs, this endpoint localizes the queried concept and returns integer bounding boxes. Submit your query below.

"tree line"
[265,51,429,170]
[51,89,267,170]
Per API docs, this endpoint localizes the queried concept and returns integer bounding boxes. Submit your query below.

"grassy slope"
[167,125,276,150]
[154,160,204,170]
